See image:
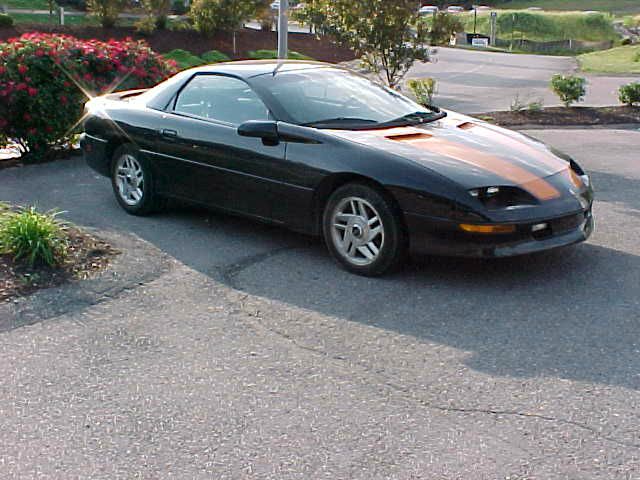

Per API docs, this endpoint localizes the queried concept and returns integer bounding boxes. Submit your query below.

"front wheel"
[111,145,161,215]
[323,183,407,276]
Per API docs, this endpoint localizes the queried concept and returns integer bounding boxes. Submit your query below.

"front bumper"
[79,132,111,177]
[406,208,594,258]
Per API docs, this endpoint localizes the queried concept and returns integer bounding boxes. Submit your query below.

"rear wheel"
[323,183,407,276]
[111,145,161,215]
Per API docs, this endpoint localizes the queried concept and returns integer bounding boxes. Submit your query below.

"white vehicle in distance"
[527,6,543,10]
[472,5,492,12]
[270,0,280,10]
[447,6,464,14]
[419,5,439,15]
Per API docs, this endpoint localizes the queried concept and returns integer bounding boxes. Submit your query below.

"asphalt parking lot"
[1,127,639,479]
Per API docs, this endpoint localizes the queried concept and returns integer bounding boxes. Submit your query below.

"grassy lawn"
[446,10,618,43]
[5,0,53,10]
[578,44,640,74]
[491,0,640,14]
[11,12,99,25]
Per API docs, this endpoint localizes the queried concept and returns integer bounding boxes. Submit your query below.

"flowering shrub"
[0,33,177,160]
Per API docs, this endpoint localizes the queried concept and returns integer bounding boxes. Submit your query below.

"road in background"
[1,128,639,478]
[407,47,640,113]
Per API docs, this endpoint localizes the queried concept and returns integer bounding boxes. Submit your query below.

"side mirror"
[237,120,279,146]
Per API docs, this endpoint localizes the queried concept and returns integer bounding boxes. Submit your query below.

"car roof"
[184,60,334,79]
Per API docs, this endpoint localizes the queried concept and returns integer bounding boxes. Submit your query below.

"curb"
[0,229,174,334]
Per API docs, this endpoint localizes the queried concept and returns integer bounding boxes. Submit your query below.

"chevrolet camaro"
[82,60,594,276]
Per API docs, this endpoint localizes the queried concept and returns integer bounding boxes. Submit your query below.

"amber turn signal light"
[459,224,516,234]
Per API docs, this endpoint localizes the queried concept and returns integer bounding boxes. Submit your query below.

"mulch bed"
[0,24,357,63]
[0,226,117,302]
[476,106,640,127]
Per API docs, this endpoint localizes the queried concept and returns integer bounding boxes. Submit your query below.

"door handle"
[160,129,178,138]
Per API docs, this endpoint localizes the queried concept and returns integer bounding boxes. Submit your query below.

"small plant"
[635,50,640,63]
[527,99,543,112]
[618,82,640,107]
[0,13,13,27]
[407,78,437,107]
[201,50,230,63]
[0,206,68,267]
[550,74,586,108]
[510,93,526,112]
[135,15,158,35]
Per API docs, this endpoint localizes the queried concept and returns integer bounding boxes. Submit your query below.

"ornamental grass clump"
[0,206,69,267]
[0,33,178,161]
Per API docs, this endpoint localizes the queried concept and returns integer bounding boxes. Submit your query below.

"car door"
[153,74,286,221]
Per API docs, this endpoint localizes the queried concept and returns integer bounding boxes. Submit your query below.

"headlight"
[468,186,538,209]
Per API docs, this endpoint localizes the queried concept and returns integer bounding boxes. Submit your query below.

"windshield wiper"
[380,109,447,127]
[302,117,379,127]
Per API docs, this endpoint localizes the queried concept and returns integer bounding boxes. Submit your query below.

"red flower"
[28,128,37,135]
[16,82,27,91]
[0,118,7,128]
[0,66,5,75]
[83,73,93,81]
[45,125,53,133]
[28,87,38,97]
[60,95,68,105]
[35,49,45,57]
[18,65,28,75]
[23,112,31,121]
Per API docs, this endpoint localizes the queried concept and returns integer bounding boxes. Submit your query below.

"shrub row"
[550,75,640,108]
[0,33,177,160]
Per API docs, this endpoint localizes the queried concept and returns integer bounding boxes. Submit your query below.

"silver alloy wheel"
[331,196,385,266]
[115,154,144,206]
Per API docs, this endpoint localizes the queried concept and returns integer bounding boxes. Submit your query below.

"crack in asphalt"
[237,307,640,451]
[217,245,309,288]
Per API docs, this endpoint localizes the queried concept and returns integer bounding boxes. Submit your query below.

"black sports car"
[82,60,593,276]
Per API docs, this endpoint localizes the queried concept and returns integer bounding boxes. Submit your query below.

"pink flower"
[17,64,28,75]
[16,82,27,91]
[27,87,38,97]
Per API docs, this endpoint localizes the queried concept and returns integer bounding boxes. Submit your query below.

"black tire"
[323,182,407,276]
[110,144,161,216]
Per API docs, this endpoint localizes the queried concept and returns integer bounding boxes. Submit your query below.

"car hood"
[326,113,578,202]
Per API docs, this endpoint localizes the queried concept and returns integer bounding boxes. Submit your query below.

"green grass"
[490,0,640,14]
[5,0,53,9]
[201,50,230,63]
[162,49,205,69]
[11,12,99,25]
[450,10,618,42]
[247,49,312,60]
[578,44,640,73]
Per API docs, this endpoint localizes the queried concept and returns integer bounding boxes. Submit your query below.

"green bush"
[407,78,437,107]
[190,0,259,35]
[0,33,177,160]
[201,50,230,63]
[618,82,640,107]
[0,13,14,27]
[0,206,68,267]
[87,0,127,28]
[550,74,586,107]
[163,48,205,69]
[635,50,640,63]
[135,15,158,35]
[247,49,312,60]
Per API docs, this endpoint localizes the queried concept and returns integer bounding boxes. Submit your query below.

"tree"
[87,0,127,28]
[190,0,260,35]
[428,12,464,45]
[141,0,172,30]
[298,0,429,88]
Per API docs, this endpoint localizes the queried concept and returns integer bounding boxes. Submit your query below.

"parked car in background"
[419,5,439,15]
[447,6,464,14]
[472,5,491,12]
[270,0,280,11]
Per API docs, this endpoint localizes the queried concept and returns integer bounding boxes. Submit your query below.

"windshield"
[252,68,436,128]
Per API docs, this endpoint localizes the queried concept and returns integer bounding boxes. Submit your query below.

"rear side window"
[174,75,270,125]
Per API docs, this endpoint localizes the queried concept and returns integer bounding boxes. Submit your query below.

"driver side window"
[174,75,270,125]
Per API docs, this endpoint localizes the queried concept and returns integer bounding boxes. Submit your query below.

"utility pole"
[277,0,289,60]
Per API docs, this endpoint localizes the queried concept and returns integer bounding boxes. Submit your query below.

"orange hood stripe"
[358,127,561,201]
